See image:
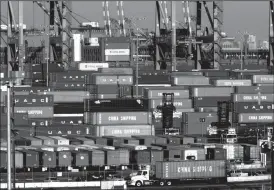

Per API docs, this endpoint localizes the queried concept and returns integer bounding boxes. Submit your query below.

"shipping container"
[164,148,205,161]
[57,151,72,167]
[98,68,133,75]
[253,75,274,84]
[193,97,231,108]
[50,81,86,91]
[53,116,83,125]
[105,149,129,166]
[50,71,88,82]
[91,94,118,99]
[192,87,234,97]
[54,103,84,114]
[21,137,43,146]
[84,112,152,125]
[214,79,252,86]
[90,125,155,137]
[105,55,130,62]
[89,150,105,166]
[202,70,230,77]
[144,88,189,99]
[172,76,210,86]
[13,107,53,118]
[74,137,95,145]
[159,136,194,145]
[235,86,274,94]
[36,136,55,146]
[72,152,89,167]
[82,46,103,62]
[132,136,158,147]
[0,151,24,168]
[50,136,70,145]
[35,126,90,136]
[22,150,40,167]
[42,151,57,167]
[233,94,274,103]
[86,85,118,94]
[238,113,274,123]
[84,98,149,112]
[31,63,64,73]
[171,71,203,76]
[197,107,218,112]
[1,113,29,126]
[0,127,36,138]
[137,75,171,85]
[101,136,123,146]
[155,160,226,179]
[130,149,164,165]
[0,151,6,168]
[38,91,91,103]
[118,75,133,85]
[234,102,274,113]
[89,74,118,85]
[12,94,54,107]
[215,144,244,160]
[78,62,108,71]
[242,144,260,161]
[13,86,52,93]
[206,148,226,160]
[28,118,53,127]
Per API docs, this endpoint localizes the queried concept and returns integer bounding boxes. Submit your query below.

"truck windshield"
[137,171,143,175]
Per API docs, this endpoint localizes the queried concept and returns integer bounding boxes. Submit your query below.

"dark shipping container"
[130,149,164,165]
[13,87,52,93]
[234,86,274,94]
[84,98,149,112]
[105,149,130,166]
[28,118,53,127]
[53,116,83,125]
[137,75,171,84]
[22,150,40,167]
[72,152,89,167]
[42,151,57,167]
[50,81,86,91]
[50,71,88,82]
[86,85,119,94]
[193,97,232,107]
[54,103,84,114]
[57,151,72,167]
[38,91,91,103]
[35,126,90,136]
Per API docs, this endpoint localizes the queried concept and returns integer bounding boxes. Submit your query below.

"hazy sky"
[0,1,269,43]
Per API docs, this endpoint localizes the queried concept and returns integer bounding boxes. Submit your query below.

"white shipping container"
[193,87,234,97]
[233,94,274,102]
[38,91,90,103]
[78,63,109,71]
[215,80,252,86]
[172,76,210,86]
[253,75,274,84]
[118,75,133,85]
[73,34,82,62]
[105,49,130,56]
[91,125,155,137]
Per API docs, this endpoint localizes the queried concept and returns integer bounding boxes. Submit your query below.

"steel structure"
[269,1,274,68]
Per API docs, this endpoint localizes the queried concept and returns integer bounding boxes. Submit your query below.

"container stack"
[192,87,234,112]
[84,98,154,137]
[232,74,274,137]
[171,75,210,86]
[143,86,194,135]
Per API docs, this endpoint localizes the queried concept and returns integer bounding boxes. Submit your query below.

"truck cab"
[127,170,151,187]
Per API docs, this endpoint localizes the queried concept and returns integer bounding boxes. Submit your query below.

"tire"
[159,181,165,186]
[167,181,172,186]
[135,181,142,187]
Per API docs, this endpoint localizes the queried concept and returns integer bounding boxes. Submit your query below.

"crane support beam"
[213,1,223,70]
[203,1,214,31]
[171,1,176,71]
[269,1,274,67]
[18,1,24,71]
[195,2,202,70]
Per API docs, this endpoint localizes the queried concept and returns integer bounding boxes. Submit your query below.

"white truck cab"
[128,170,150,187]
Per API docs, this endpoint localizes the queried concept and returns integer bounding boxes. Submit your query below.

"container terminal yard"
[0,1,273,190]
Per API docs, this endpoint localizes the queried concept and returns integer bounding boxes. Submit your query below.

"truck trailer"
[127,160,227,187]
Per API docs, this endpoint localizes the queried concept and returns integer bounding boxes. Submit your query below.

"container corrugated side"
[144,89,189,99]
[238,113,274,123]
[90,74,118,85]
[234,102,274,113]
[172,76,210,86]
[233,94,274,103]
[98,68,133,75]
[118,75,133,85]
[253,75,274,84]
[13,107,53,118]
[24,150,40,167]
[0,151,24,168]
[84,112,152,125]
[35,126,90,136]
[74,152,89,166]
[58,151,72,167]
[89,150,105,166]
[105,149,129,165]
[42,151,57,167]
[193,97,231,107]
[214,80,252,86]
[38,91,91,103]
[155,160,226,179]
[149,99,192,109]
[235,86,274,94]
[91,125,155,137]
[192,87,234,97]
[13,94,54,107]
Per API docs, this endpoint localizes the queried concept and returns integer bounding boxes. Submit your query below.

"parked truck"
[127,160,227,187]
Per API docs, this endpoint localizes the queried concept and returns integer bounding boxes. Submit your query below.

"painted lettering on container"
[243,96,268,100]
[157,92,180,97]
[177,166,213,173]
[248,116,273,120]
[108,116,137,121]
[111,129,140,135]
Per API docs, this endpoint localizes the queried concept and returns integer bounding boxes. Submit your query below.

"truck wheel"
[135,181,142,187]
[167,181,172,186]
[159,181,165,186]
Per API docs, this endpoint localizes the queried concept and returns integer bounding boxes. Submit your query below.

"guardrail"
[0,180,127,189]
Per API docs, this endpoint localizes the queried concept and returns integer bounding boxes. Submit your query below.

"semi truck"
[127,160,227,187]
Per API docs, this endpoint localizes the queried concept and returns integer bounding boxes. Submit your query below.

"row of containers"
[0,135,262,171]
